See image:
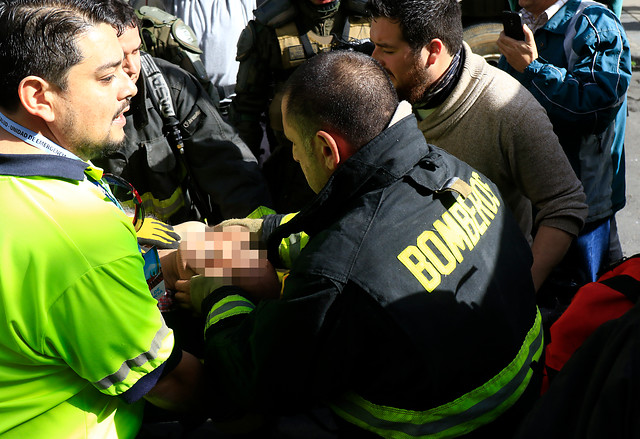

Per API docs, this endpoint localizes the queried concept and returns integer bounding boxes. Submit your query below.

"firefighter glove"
[217,217,264,240]
[136,218,181,249]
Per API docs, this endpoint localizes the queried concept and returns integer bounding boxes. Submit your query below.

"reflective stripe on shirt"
[94,323,174,395]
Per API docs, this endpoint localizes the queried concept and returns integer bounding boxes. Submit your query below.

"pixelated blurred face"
[370,17,433,104]
[181,226,269,278]
[51,23,137,160]
[118,26,142,84]
[282,98,332,194]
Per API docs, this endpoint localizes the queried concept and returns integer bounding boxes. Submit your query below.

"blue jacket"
[499,0,631,221]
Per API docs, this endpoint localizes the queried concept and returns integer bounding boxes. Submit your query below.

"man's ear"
[425,39,445,66]
[314,130,344,172]
[18,76,56,123]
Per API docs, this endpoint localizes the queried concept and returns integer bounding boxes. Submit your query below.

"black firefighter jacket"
[201,114,542,437]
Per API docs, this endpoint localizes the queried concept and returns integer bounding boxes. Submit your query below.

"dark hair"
[282,51,398,151]
[0,0,115,111]
[99,0,139,37]
[367,0,463,54]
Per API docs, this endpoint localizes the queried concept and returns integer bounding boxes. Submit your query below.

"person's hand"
[173,275,228,312]
[136,218,181,249]
[497,24,538,73]
[159,248,197,291]
[159,221,207,289]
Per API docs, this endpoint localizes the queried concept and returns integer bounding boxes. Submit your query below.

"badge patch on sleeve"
[181,105,204,135]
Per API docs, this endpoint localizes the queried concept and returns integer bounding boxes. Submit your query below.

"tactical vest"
[268,17,371,131]
[254,0,372,133]
[135,6,209,86]
[276,18,370,69]
[254,0,371,69]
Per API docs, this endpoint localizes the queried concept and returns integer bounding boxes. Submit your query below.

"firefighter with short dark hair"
[168,50,544,438]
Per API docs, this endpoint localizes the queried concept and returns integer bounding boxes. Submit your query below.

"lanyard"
[0,111,80,159]
[0,111,124,211]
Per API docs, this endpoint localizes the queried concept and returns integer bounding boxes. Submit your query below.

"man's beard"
[63,100,129,160]
[74,136,126,161]
[394,57,432,105]
[65,120,126,161]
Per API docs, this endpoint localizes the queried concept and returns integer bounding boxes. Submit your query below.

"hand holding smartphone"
[502,11,525,41]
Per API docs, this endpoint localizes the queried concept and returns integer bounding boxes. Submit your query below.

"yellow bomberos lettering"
[449,199,480,246]
[467,189,494,227]
[397,246,441,292]
[398,173,501,292]
[417,231,457,276]
[462,192,488,235]
[433,212,472,262]
[470,172,500,213]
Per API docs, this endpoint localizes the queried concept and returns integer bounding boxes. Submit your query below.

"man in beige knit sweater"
[368,0,588,292]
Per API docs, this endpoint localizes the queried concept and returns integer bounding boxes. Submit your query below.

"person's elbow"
[144,350,208,413]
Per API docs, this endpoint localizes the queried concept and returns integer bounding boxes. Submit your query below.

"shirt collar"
[0,153,90,181]
[521,0,568,32]
[387,101,413,127]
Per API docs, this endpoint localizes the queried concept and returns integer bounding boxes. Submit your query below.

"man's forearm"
[144,350,207,412]
[531,225,574,292]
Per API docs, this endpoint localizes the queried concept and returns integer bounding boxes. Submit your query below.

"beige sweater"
[417,43,587,242]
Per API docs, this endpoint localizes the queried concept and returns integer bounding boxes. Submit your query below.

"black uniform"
[93,56,271,225]
[201,114,542,437]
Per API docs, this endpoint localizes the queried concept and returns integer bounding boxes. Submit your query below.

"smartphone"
[501,11,525,41]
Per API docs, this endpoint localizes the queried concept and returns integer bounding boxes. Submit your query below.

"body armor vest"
[276,18,370,69]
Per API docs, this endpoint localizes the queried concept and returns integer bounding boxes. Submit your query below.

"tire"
[463,22,503,67]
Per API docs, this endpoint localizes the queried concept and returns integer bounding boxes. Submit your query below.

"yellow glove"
[136,218,181,249]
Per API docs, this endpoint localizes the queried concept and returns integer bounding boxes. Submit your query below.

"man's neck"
[0,136,46,155]
[0,110,62,156]
[522,0,568,32]
[415,48,462,110]
[528,0,560,19]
